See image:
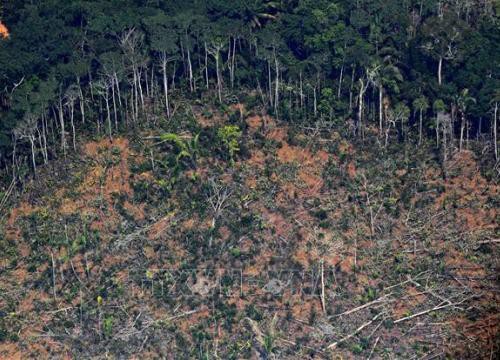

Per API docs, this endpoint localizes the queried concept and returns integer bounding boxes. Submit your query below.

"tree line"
[0,0,498,177]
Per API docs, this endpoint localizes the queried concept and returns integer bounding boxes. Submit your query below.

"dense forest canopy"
[0,0,499,174]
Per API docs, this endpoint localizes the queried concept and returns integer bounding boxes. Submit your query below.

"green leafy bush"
[217,125,242,164]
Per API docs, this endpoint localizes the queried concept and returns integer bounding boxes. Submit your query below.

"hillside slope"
[0,106,498,359]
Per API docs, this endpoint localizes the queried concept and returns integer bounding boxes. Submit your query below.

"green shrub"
[217,125,242,164]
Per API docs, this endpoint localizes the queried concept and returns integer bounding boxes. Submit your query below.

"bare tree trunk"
[70,102,76,151]
[150,66,155,101]
[274,51,279,118]
[111,79,118,130]
[89,70,94,101]
[12,135,17,178]
[436,114,440,147]
[105,88,112,140]
[443,120,448,162]
[29,136,36,175]
[36,127,45,165]
[466,118,470,149]
[115,74,122,110]
[77,78,85,124]
[58,96,66,156]
[299,71,303,109]
[215,49,222,102]
[438,56,443,86]
[171,61,176,90]
[230,37,236,89]
[268,60,273,107]
[313,85,317,117]
[137,68,145,109]
[204,42,209,89]
[379,85,383,133]
[144,66,150,98]
[419,109,423,145]
[338,63,344,98]
[459,114,465,151]
[349,66,355,112]
[161,53,170,118]
[494,102,498,161]
[40,114,48,163]
[133,70,138,122]
[358,78,366,139]
[187,43,194,92]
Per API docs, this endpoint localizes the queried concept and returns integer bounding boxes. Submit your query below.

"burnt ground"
[0,105,498,359]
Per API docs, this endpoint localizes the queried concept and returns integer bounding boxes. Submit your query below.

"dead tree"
[205,178,233,230]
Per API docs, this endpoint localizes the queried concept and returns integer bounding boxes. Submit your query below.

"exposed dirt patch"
[435,151,498,232]
[246,114,273,131]
[347,162,357,178]
[0,343,22,360]
[267,127,287,142]
[123,201,146,222]
[245,149,266,168]
[59,137,138,232]
[5,202,39,240]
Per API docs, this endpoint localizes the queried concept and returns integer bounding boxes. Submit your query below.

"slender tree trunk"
[40,114,48,163]
[77,78,85,124]
[171,61,176,90]
[12,136,17,178]
[436,114,440,147]
[230,37,236,88]
[379,85,383,133]
[299,72,303,109]
[358,79,366,139]
[204,42,209,89]
[70,102,76,151]
[419,109,423,145]
[150,66,155,102]
[349,66,355,112]
[133,70,138,122]
[36,128,44,164]
[466,118,470,149]
[187,42,194,92]
[115,74,122,110]
[459,114,465,151]
[494,101,498,161]
[137,68,145,109]
[443,122,448,162]
[313,85,317,117]
[58,96,66,156]
[145,67,150,98]
[29,136,36,175]
[162,54,170,118]
[89,69,95,101]
[338,63,344,98]
[215,50,221,102]
[274,51,279,117]
[111,81,118,131]
[105,88,112,140]
[268,60,273,107]
[438,56,443,86]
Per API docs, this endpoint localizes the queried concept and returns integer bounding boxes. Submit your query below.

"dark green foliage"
[0,0,498,173]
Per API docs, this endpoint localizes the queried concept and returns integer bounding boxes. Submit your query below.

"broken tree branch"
[327,311,386,349]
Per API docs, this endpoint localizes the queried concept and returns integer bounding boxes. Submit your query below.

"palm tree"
[413,96,430,145]
[368,55,403,134]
